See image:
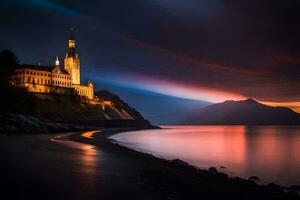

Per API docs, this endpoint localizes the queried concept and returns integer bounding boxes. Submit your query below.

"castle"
[10,28,94,99]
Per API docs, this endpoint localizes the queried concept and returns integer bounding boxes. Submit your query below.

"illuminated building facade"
[11,28,94,99]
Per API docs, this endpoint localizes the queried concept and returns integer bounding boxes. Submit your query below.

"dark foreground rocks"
[0,113,84,134]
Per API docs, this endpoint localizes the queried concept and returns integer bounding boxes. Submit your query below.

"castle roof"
[17,64,69,74]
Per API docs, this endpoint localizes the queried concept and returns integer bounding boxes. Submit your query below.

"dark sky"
[1,0,300,122]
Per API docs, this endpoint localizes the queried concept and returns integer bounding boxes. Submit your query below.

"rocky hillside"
[96,90,144,120]
[1,89,145,122]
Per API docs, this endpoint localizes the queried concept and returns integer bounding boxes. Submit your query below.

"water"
[110,126,300,186]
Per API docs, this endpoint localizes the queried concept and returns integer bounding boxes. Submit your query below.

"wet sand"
[0,128,299,200]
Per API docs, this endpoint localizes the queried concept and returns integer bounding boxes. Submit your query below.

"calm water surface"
[111,126,300,186]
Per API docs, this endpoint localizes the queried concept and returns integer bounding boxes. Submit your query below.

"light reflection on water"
[51,133,99,187]
[111,126,300,186]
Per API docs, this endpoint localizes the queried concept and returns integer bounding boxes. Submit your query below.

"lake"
[110,126,300,186]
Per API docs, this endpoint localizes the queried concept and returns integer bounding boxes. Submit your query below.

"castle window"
[37,73,39,76]
[34,72,36,75]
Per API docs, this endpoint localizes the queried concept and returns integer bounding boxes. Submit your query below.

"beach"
[0,128,299,200]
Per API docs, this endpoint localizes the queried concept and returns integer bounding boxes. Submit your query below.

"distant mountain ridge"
[182,98,300,125]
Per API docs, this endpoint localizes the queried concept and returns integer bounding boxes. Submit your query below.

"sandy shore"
[69,128,300,200]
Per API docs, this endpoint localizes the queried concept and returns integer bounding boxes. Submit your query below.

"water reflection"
[51,133,99,188]
[81,130,101,139]
[111,126,300,186]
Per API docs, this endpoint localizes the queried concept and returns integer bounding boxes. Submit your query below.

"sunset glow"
[261,101,300,113]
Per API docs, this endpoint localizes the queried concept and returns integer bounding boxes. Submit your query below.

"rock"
[267,183,284,194]
[5,124,18,132]
[216,172,228,179]
[208,167,218,175]
[287,185,300,191]
[0,113,82,134]
[171,159,189,166]
[248,176,260,181]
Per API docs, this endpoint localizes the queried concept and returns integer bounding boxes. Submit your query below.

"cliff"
[95,90,144,120]
[0,88,146,123]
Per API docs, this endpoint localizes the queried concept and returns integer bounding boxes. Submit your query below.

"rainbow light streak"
[91,69,300,112]
[93,70,245,103]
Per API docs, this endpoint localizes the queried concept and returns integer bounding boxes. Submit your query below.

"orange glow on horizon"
[260,101,300,113]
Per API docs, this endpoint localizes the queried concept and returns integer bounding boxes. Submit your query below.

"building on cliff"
[10,28,94,100]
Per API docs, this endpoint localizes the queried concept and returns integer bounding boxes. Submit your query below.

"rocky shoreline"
[69,128,300,200]
[0,113,85,134]
[0,113,155,134]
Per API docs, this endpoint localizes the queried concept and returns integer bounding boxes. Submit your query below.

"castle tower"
[64,27,80,85]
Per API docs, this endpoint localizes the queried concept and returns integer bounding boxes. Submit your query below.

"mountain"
[182,98,300,125]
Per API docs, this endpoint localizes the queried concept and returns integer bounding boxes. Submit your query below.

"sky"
[1,0,300,123]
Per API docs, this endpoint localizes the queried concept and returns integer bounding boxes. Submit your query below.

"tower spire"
[55,56,60,66]
[70,27,74,40]
[68,27,76,49]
